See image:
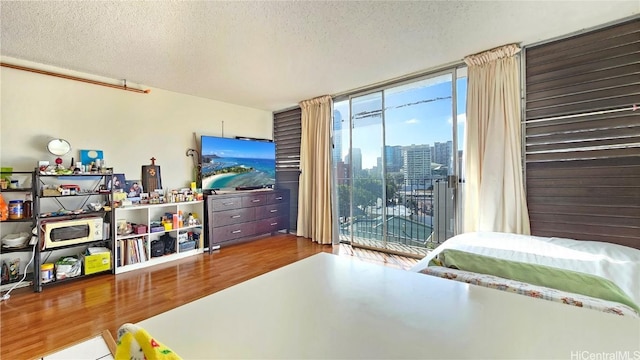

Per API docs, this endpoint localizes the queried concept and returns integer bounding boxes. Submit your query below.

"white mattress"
[411,232,640,308]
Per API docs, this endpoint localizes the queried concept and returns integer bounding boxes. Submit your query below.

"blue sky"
[334,75,467,169]
[201,136,275,160]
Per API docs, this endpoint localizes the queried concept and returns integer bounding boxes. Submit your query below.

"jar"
[8,200,23,220]
[41,263,54,283]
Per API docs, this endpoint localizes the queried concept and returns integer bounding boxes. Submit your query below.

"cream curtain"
[463,44,531,234]
[297,95,333,244]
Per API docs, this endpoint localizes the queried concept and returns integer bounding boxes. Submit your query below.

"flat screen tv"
[200,135,276,190]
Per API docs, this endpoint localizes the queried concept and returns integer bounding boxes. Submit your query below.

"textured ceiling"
[1,1,638,111]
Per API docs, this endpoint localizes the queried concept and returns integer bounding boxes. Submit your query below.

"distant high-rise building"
[349,148,362,174]
[403,144,432,185]
[433,141,453,174]
[332,109,344,164]
[336,160,350,185]
[384,145,403,172]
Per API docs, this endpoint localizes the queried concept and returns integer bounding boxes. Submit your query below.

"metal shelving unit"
[0,170,37,291]
[34,170,115,292]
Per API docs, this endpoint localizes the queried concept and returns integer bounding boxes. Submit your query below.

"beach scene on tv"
[201,136,276,190]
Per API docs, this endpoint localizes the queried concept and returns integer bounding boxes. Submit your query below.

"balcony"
[337,178,456,258]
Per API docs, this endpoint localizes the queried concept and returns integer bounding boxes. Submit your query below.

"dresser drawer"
[210,196,243,211]
[242,194,267,208]
[212,207,255,227]
[267,191,289,204]
[210,222,256,244]
[256,216,289,234]
[256,204,288,220]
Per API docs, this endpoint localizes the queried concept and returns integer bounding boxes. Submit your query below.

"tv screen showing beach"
[201,136,276,189]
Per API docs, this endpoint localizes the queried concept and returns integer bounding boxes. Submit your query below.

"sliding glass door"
[334,69,466,257]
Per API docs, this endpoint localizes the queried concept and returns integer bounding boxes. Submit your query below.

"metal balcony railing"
[336,177,455,257]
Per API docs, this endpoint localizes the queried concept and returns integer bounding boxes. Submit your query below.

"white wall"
[0,57,273,278]
[0,57,273,189]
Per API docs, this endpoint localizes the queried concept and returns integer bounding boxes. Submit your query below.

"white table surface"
[42,334,113,360]
[139,253,640,359]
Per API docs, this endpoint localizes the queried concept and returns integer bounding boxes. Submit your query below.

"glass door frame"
[333,65,466,253]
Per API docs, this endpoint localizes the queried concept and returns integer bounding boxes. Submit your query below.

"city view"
[333,72,467,256]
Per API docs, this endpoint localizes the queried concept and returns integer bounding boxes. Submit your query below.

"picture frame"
[125,180,143,199]
[79,149,104,166]
[107,173,126,191]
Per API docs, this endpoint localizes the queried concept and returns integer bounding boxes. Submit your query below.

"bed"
[411,232,640,318]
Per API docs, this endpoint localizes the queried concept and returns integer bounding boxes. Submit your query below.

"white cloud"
[447,113,466,125]
[405,118,419,124]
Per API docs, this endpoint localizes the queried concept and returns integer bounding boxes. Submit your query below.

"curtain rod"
[0,62,150,94]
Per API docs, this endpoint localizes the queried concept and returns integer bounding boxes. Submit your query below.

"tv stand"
[205,189,290,252]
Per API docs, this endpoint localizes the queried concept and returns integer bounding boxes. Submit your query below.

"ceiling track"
[0,62,150,94]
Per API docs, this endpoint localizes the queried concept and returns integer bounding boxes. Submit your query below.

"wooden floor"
[0,234,418,359]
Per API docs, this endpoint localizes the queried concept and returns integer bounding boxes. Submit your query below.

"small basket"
[179,240,197,252]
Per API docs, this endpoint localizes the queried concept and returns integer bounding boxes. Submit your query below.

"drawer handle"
[269,209,278,213]
[223,202,234,206]
[275,197,283,200]
[231,215,241,218]
[251,199,261,203]
[232,230,242,234]
[270,222,278,226]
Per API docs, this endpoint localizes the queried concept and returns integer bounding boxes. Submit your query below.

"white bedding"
[411,232,640,309]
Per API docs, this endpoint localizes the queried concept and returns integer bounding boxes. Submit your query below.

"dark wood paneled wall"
[524,18,640,249]
[273,107,302,231]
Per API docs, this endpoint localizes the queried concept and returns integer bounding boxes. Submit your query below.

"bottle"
[172,213,179,229]
[23,193,32,218]
[1,262,8,282]
[0,193,7,221]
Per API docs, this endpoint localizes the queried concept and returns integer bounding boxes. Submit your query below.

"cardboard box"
[151,225,165,233]
[133,224,147,234]
[84,252,111,275]
[42,188,61,197]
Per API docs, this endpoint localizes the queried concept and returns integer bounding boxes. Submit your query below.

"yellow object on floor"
[115,323,181,360]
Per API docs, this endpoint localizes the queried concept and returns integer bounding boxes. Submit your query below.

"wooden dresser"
[205,189,290,252]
